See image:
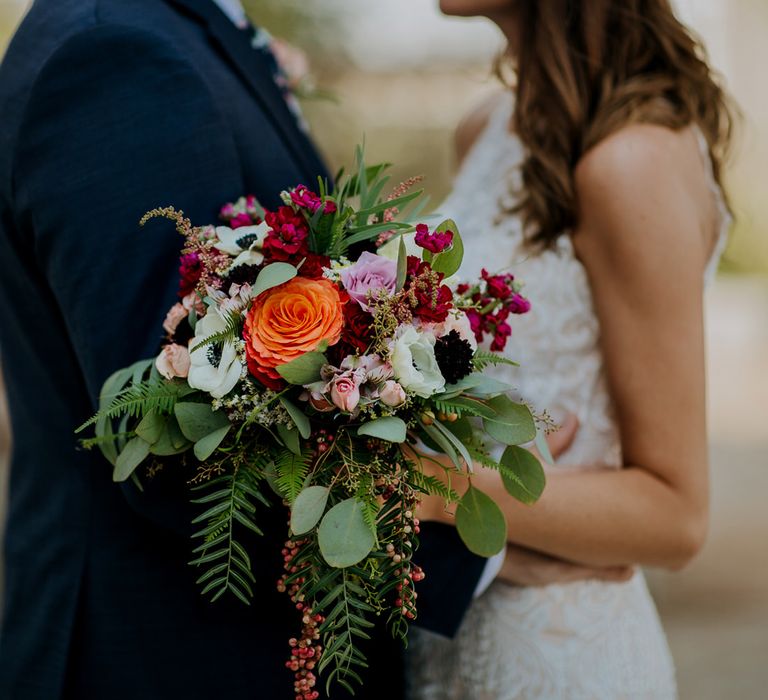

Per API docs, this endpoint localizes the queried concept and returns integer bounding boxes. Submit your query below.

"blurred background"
[1,1,766,697]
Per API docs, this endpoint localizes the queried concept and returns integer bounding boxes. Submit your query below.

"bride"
[409,1,734,698]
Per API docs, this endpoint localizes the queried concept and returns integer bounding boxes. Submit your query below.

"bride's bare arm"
[424,124,717,571]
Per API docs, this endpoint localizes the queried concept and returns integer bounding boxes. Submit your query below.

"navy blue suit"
[0,1,486,697]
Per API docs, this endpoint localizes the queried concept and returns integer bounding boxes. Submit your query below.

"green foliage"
[357,416,407,443]
[251,262,297,297]
[290,485,330,535]
[189,465,268,605]
[499,445,546,505]
[274,449,312,503]
[174,402,231,442]
[279,396,311,439]
[276,350,327,385]
[410,470,460,503]
[472,350,520,372]
[483,396,537,445]
[113,436,151,482]
[318,498,377,568]
[396,235,408,291]
[316,569,376,696]
[190,308,243,353]
[456,486,507,557]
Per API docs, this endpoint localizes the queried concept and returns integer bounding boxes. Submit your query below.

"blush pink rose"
[340,252,398,312]
[155,344,191,380]
[379,380,406,408]
[329,371,362,413]
[163,303,189,336]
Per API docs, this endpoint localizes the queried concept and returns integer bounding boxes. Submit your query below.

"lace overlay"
[406,97,729,700]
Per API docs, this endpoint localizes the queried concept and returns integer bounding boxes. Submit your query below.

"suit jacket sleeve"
[13,24,246,529]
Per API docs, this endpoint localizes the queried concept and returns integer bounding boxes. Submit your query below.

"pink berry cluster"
[381,480,425,623]
[457,268,531,352]
[277,537,324,700]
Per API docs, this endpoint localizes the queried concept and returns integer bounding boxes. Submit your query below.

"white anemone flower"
[389,326,445,398]
[187,310,243,399]
[214,222,270,261]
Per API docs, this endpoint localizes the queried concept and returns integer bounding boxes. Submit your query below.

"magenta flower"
[414,223,453,254]
[340,252,398,312]
[290,184,337,214]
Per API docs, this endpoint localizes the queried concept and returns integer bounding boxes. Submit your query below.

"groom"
[0,0,493,697]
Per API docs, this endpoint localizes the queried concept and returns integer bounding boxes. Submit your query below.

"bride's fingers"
[545,412,580,460]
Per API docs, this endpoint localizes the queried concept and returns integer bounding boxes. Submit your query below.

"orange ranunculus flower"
[243,277,344,387]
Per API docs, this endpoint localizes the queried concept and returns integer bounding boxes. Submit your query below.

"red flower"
[341,296,374,354]
[508,292,532,315]
[245,353,285,391]
[405,256,453,323]
[414,223,453,254]
[178,252,202,297]
[290,185,337,215]
[298,253,331,280]
[263,206,310,261]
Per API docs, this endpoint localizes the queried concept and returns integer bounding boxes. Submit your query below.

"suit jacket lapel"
[165,0,330,184]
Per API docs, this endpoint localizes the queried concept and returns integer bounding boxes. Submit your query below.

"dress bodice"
[442,95,730,470]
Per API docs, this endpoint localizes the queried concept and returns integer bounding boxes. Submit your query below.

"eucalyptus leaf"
[194,425,232,461]
[440,375,510,399]
[318,498,376,568]
[174,403,231,443]
[277,423,301,455]
[500,446,546,505]
[276,351,327,385]
[455,486,507,557]
[535,427,555,465]
[291,486,330,535]
[420,421,460,469]
[429,220,464,278]
[279,397,311,439]
[357,416,407,443]
[252,262,297,298]
[430,419,474,472]
[136,410,165,445]
[113,437,151,482]
[149,416,192,456]
[483,396,536,445]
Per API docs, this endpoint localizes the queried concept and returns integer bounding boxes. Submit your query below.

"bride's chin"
[439,0,514,18]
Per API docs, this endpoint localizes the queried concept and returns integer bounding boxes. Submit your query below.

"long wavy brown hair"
[503,0,735,247]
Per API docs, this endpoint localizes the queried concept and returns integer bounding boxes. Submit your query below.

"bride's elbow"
[664,510,709,571]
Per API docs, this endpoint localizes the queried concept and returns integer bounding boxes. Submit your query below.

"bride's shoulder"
[574,123,701,195]
[454,91,508,165]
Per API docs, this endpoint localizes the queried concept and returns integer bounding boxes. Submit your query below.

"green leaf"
[276,351,327,385]
[440,374,511,399]
[277,424,301,455]
[396,235,408,292]
[174,402,231,442]
[357,416,407,443]
[535,427,555,465]
[318,498,376,568]
[430,419,474,472]
[420,421,460,469]
[279,397,311,439]
[455,486,507,557]
[194,425,232,461]
[483,396,536,445]
[148,416,192,456]
[429,220,464,277]
[252,262,297,297]
[499,446,546,505]
[135,410,165,445]
[291,485,330,535]
[113,437,151,482]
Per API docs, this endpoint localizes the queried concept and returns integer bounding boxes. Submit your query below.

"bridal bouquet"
[79,149,547,698]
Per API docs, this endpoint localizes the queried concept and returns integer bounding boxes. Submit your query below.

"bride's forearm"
[466,465,708,570]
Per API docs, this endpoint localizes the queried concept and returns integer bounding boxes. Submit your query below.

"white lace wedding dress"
[406,96,730,700]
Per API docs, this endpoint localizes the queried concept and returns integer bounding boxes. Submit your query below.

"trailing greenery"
[273,448,313,503]
[472,350,520,372]
[189,462,270,605]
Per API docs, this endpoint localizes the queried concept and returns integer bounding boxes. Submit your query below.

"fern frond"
[274,449,312,503]
[76,380,190,433]
[190,309,243,353]
[472,350,520,372]
[189,466,267,604]
[410,470,460,503]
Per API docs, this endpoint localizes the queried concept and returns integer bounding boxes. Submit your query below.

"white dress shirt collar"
[210,0,249,29]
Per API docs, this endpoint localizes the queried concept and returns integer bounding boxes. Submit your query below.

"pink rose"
[163,303,189,336]
[340,252,398,312]
[329,371,362,413]
[155,344,191,380]
[379,380,406,408]
[182,292,205,315]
